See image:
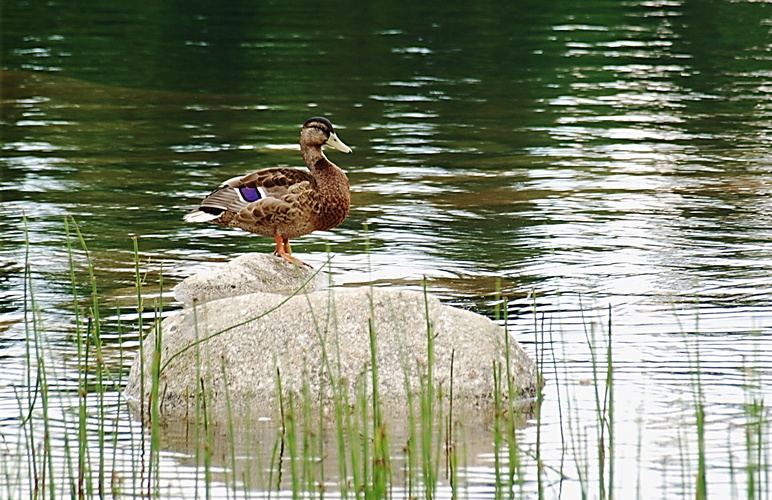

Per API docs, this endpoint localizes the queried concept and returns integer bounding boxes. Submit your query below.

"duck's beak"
[326,132,352,154]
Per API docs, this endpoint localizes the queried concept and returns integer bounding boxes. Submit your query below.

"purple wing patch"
[239,186,263,202]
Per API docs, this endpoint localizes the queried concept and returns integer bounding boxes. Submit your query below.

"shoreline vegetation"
[5,218,768,499]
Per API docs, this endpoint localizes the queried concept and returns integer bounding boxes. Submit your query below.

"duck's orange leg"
[273,232,291,260]
[273,232,310,267]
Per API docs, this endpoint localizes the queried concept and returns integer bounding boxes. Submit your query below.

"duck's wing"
[184,167,314,222]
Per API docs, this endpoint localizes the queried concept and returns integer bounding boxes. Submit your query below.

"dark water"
[3,0,772,497]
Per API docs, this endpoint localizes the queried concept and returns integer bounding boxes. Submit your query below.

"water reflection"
[3,0,772,496]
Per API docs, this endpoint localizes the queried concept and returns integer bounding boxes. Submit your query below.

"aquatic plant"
[5,218,771,499]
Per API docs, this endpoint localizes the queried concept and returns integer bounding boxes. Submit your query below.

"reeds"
[6,218,772,499]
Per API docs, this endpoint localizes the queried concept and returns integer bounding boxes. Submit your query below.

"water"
[3,0,772,497]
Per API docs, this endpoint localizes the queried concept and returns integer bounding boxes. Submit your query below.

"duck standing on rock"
[184,117,353,266]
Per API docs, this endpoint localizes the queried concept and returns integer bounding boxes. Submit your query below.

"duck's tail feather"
[184,207,224,223]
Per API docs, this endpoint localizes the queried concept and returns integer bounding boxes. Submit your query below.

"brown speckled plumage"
[184,117,352,265]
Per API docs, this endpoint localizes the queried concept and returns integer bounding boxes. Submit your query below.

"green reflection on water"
[3,0,772,498]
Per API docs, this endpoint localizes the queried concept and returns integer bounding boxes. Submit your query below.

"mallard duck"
[184,117,352,266]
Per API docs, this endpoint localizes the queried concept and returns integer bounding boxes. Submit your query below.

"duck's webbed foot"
[273,233,312,268]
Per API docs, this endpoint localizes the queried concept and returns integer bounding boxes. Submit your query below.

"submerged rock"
[125,285,538,422]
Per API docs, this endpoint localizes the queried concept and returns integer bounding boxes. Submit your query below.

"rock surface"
[126,288,537,421]
[173,253,327,306]
[126,256,538,422]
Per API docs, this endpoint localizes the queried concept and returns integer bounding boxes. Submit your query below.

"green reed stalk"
[368,317,390,499]
[267,434,281,500]
[561,360,586,499]
[364,273,390,498]
[503,351,516,500]
[635,404,643,500]
[357,225,372,499]
[492,360,503,500]
[502,296,523,497]
[25,235,55,498]
[64,217,89,496]
[64,217,86,496]
[677,425,688,498]
[420,279,438,500]
[315,381,325,499]
[69,218,108,498]
[435,385,447,495]
[333,383,351,500]
[317,248,338,498]
[445,349,459,499]
[191,299,203,499]
[300,371,314,495]
[726,427,737,500]
[22,215,56,500]
[307,260,349,499]
[284,393,300,498]
[55,353,79,498]
[39,370,54,500]
[580,303,614,500]
[742,352,764,500]
[21,215,41,497]
[390,267,417,499]
[695,382,707,500]
[532,293,545,500]
[297,256,355,498]
[751,400,766,498]
[750,330,768,499]
[2,394,21,496]
[148,268,165,497]
[683,314,707,500]
[335,384,352,497]
[763,380,770,496]
[271,367,286,496]
[111,305,125,498]
[242,392,255,494]
[360,372,371,497]
[131,236,146,497]
[457,418,470,500]
[605,305,614,500]
[221,357,238,493]
[585,321,605,500]
[546,311,567,490]
[556,323,589,500]
[199,377,213,500]
[345,383,363,498]
[400,342,418,500]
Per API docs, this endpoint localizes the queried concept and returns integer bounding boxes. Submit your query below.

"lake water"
[3,0,772,497]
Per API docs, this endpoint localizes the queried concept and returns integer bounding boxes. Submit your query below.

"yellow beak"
[326,131,352,154]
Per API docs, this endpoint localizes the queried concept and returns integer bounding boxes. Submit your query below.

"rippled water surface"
[3,0,772,498]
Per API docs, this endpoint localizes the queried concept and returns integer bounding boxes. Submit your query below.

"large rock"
[173,253,327,306]
[125,286,537,421]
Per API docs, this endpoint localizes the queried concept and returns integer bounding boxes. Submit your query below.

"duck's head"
[301,117,352,154]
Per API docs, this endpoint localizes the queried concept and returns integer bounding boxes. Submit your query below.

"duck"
[184,117,352,266]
